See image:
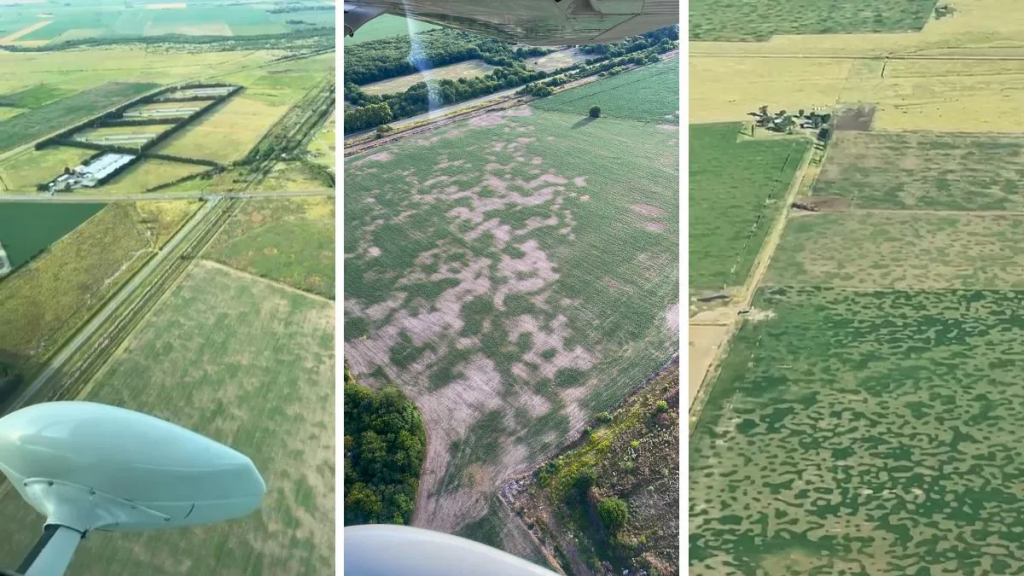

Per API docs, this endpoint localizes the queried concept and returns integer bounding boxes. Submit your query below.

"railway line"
[6,197,241,414]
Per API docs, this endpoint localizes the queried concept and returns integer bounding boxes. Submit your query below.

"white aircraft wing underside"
[344,0,679,45]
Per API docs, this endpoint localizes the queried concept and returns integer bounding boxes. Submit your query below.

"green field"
[0,82,158,153]
[346,96,678,539]
[689,123,808,292]
[342,14,438,45]
[689,0,939,41]
[0,261,335,575]
[0,84,72,109]
[690,286,1024,574]
[813,131,1024,211]
[1,3,327,43]
[0,203,104,269]
[532,58,680,123]
[206,196,335,299]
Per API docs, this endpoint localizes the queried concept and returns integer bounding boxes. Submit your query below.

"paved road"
[7,199,220,412]
[0,189,332,203]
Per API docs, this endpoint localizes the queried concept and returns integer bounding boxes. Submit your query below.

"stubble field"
[345,65,679,545]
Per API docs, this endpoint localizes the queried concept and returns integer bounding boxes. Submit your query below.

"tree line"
[344,364,427,526]
[344,26,678,134]
[343,27,546,86]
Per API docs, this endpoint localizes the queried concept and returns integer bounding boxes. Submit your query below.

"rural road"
[6,198,220,412]
[0,189,332,202]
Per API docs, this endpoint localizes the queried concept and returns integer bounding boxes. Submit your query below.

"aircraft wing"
[343,0,679,45]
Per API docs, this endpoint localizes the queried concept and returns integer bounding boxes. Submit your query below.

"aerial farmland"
[344,29,679,568]
[0,7,334,574]
[689,0,1024,573]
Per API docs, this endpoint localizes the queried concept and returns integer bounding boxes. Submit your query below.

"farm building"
[47,152,136,191]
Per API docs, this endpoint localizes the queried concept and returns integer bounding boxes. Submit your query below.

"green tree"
[343,365,426,526]
[597,497,629,532]
[589,105,601,118]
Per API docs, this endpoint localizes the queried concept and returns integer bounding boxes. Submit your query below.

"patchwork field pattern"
[813,132,1024,211]
[0,261,335,576]
[0,203,103,269]
[691,0,1024,574]
[533,58,680,124]
[0,82,158,153]
[345,103,678,537]
[207,197,335,299]
[689,0,938,41]
[690,286,1024,575]
[690,123,808,292]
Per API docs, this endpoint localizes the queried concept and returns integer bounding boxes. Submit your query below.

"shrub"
[597,496,629,532]
[656,400,669,413]
[589,105,601,118]
[595,412,613,424]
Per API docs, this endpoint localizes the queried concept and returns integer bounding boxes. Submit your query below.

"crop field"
[0,2,327,44]
[157,54,334,162]
[0,202,194,382]
[0,82,158,153]
[691,0,1024,573]
[345,98,679,539]
[689,123,808,293]
[812,132,1024,211]
[0,48,286,103]
[207,196,335,299]
[99,160,211,194]
[690,286,1024,574]
[0,203,103,270]
[0,146,94,193]
[0,84,72,109]
[154,95,284,163]
[689,0,938,41]
[0,260,335,576]
[770,212,1024,290]
[533,58,680,123]
[360,60,497,96]
[342,14,438,45]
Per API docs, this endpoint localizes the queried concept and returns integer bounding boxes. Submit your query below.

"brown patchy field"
[345,89,679,549]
